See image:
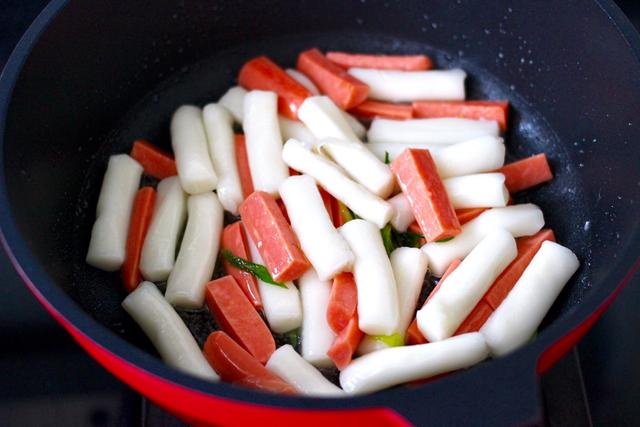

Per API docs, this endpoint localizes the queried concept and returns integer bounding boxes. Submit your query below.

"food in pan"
[85,48,579,396]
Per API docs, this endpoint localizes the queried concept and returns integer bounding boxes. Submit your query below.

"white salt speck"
[431,22,438,29]
[498,52,504,59]
[584,221,591,231]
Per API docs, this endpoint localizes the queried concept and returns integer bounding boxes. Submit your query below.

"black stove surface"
[1,1,639,426]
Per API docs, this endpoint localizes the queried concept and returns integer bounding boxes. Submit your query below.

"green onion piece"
[285,328,300,348]
[384,151,391,165]
[436,236,455,243]
[372,333,404,347]
[393,229,424,249]
[221,250,287,288]
[338,201,356,223]
[381,224,394,255]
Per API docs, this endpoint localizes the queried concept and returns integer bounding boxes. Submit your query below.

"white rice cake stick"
[481,241,580,356]
[339,219,399,335]
[243,90,289,196]
[348,68,466,103]
[299,269,336,367]
[202,103,243,214]
[355,248,428,355]
[285,76,365,138]
[340,333,489,394]
[443,173,509,209]
[286,68,320,95]
[282,139,393,228]
[122,282,219,381]
[245,227,302,333]
[278,116,316,144]
[165,193,223,308]
[356,336,390,355]
[298,96,360,143]
[431,135,505,178]
[388,192,414,232]
[391,247,429,338]
[86,154,142,271]
[266,345,345,397]
[139,177,187,281]
[170,105,218,194]
[367,135,505,179]
[422,204,545,277]
[367,117,499,145]
[417,229,517,342]
[318,138,394,198]
[279,175,354,280]
[342,111,367,140]
[218,85,246,124]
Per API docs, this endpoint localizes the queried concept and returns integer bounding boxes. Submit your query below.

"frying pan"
[1,0,640,425]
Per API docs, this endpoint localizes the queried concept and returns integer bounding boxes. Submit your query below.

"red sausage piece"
[239,191,310,282]
[326,52,433,71]
[412,100,510,132]
[130,140,177,180]
[455,208,488,226]
[391,149,461,243]
[221,222,263,310]
[349,100,413,120]
[121,187,156,293]
[203,331,297,395]
[326,273,358,334]
[234,134,254,200]
[296,48,369,110]
[205,276,275,364]
[496,153,553,194]
[327,314,364,370]
[238,56,311,120]
[454,301,493,334]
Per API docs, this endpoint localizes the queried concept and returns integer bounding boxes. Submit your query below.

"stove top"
[1,1,639,426]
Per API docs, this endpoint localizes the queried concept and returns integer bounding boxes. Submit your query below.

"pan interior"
[64,31,591,370]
